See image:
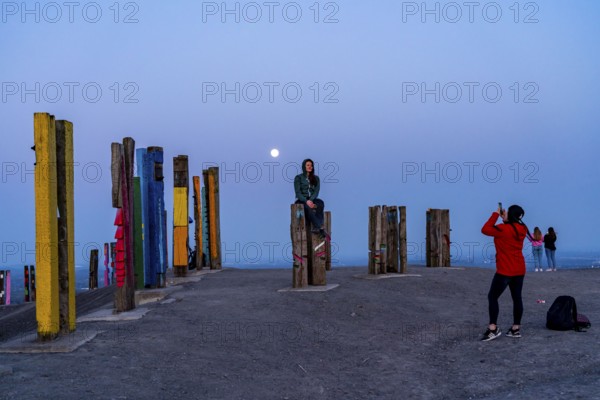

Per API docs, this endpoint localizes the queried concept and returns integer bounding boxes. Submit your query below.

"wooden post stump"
[133,177,144,289]
[206,167,222,270]
[111,139,136,313]
[308,229,327,286]
[89,249,99,289]
[399,206,408,273]
[193,176,203,269]
[387,207,399,273]
[324,211,332,271]
[426,209,451,268]
[24,265,30,303]
[290,204,308,288]
[0,270,5,305]
[369,205,406,274]
[173,155,189,277]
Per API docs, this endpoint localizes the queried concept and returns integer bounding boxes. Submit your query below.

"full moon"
[270,148,279,158]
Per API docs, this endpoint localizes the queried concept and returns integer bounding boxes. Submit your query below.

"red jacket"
[481,212,527,276]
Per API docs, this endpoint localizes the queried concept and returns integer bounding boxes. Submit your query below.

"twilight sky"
[1,1,599,267]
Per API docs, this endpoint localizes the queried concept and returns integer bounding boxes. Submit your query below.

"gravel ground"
[1,266,599,400]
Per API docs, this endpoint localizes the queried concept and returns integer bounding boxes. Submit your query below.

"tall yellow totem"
[33,113,76,340]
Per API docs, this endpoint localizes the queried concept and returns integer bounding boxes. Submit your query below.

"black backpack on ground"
[546,295,591,331]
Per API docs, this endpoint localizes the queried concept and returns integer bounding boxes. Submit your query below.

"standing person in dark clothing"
[294,159,326,238]
[480,204,529,341]
[544,227,557,272]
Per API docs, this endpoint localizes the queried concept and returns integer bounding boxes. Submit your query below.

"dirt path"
[1,266,599,400]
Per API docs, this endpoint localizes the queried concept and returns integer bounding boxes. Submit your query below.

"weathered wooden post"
[0,270,5,305]
[0,270,10,305]
[30,265,36,301]
[136,148,149,287]
[307,229,327,285]
[426,209,432,267]
[4,270,10,305]
[24,265,30,302]
[399,206,408,273]
[290,204,308,288]
[34,113,59,339]
[193,176,203,269]
[34,113,76,339]
[205,167,222,270]
[88,249,99,289]
[201,175,209,268]
[369,205,406,274]
[426,209,451,268]
[379,205,389,274]
[103,243,110,287]
[55,119,76,333]
[173,155,189,276]
[110,242,116,284]
[161,209,168,287]
[143,147,166,287]
[133,177,144,289]
[111,139,136,312]
[368,206,381,274]
[324,211,332,271]
[441,209,451,267]
[386,207,399,273]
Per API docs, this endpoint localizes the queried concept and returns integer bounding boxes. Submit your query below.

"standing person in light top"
[294,159,326,238]
[527,227,544,272]
[544,227,557,271]
[480,205,529,341]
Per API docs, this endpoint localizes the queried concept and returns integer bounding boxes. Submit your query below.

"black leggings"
[487,273,524,326]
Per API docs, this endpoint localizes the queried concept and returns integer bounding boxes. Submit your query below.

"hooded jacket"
[294,159,320,203]
[481,212,527,276]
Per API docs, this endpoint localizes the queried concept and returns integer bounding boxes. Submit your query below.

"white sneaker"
[534,268,539,272]
[546,269,552,272]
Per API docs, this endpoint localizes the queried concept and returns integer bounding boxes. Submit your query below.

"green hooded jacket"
[294,159,320,202]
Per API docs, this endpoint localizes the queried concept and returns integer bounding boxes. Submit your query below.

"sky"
[1,1,599,268]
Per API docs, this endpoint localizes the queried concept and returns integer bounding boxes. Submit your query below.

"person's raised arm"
[481,212,501,237]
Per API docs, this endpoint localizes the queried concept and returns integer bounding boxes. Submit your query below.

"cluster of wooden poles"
[368,206,450,273]
[30,113,223,340]
[110,142,222,312]
[290,205,451,288]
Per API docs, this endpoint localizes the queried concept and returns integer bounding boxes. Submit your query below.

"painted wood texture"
[290,204,308,288]
[34,112,59,340]
[173,188,189,227]
[173,226,188,267]
[133,177,144,289]
[55,119,76,332]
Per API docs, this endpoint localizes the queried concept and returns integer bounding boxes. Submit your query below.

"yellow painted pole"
[34,113,59,340]
[62,121,76,331]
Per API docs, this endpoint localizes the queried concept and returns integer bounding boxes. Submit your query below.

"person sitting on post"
[294,158,326,239]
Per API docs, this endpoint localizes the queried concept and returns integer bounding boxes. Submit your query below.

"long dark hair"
[506,205,528,240]
[547,227,556,240]
[303,158,317,186]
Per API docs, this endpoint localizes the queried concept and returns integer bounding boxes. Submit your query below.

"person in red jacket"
[480,204,528,341]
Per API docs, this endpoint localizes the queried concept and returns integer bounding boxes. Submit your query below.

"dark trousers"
[487,273,524,325]
[296,199,325,230]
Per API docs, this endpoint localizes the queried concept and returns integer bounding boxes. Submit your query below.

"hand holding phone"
[498,202,503,214]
